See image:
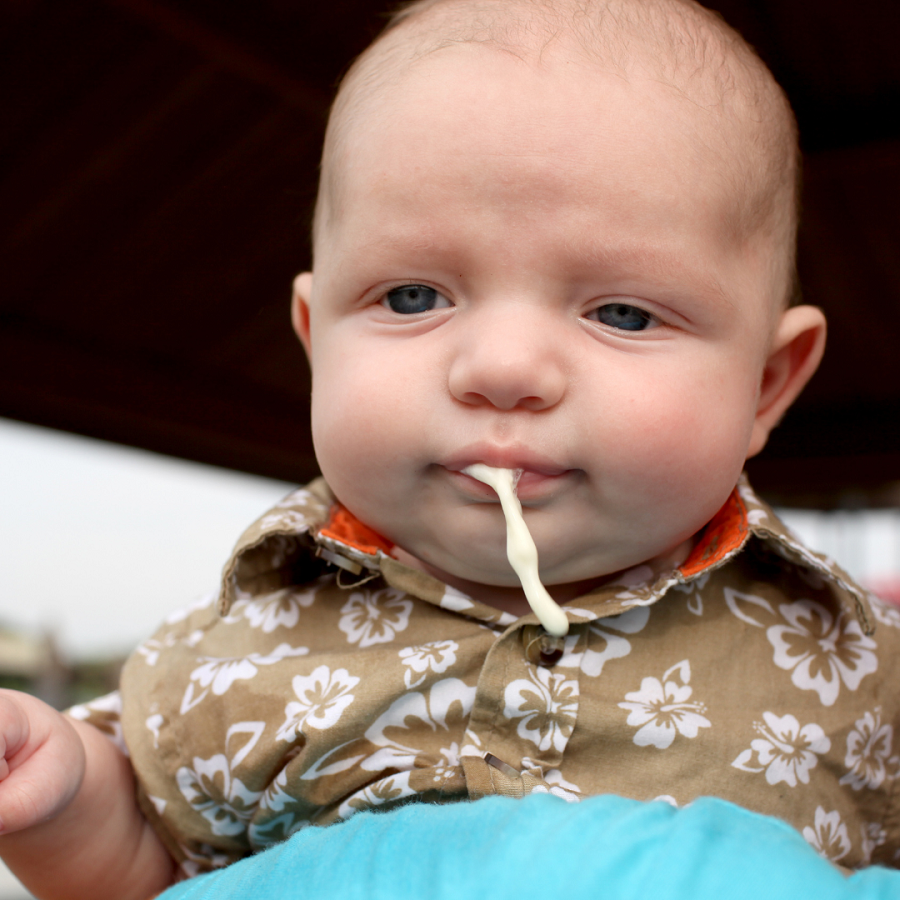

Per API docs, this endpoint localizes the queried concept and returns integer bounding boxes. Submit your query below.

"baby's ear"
[747,305,827,458]
[291,272,314,357]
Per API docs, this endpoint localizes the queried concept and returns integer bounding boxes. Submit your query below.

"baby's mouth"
[444,458,572,502]
[511,468,571,499]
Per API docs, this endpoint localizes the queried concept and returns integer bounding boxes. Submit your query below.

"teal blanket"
[161,794,899,899]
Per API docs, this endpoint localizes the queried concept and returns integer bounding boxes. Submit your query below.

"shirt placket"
[461,623,586,798]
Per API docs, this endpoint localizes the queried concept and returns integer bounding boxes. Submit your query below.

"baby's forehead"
[343,42,747,193]
[328,0,789,190]
[319,0,797,301]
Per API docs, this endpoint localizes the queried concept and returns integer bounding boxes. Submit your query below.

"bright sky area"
[0,416,296,660]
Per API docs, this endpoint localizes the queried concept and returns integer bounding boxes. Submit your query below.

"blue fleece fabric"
[159,794,900,899]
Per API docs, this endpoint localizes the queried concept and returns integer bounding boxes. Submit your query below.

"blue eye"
[588,303,655,331]
[382,285,449,314]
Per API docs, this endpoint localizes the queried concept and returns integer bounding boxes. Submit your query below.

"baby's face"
[295,44,811,596]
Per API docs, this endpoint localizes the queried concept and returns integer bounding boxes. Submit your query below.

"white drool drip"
[463,463,569,637]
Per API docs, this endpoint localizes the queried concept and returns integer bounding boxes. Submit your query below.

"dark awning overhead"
[1,0,898,506]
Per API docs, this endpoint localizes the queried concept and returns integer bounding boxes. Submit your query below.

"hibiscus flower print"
[339,588,413,647]
[276,665,360,741]
[579,607,650,678]
[861,822,887,865]
[802,807,851,862]
[176,754,263,837]
[504,667,579,754]
[68,691,126,750]
[234,586,317,633]
[399,640,459,688]
[272,488,314,509]
[840,707,899,791]
[146,713,164,748]
[259,509,312,532]
[671,572,710,617]
[178,843,233,878]
[868,593,900,630]
[732,712,830,786]
[520,757,582,802]
[363,678,475,772]
[340,772,416,819]
[767,599,878,707]
[619,660,710,750]
[422,743,465,786]
[529,782,581,802]
[135,637,165,667]
[248,766,313,851]
[164,591,216,625]
[180,643,309,714]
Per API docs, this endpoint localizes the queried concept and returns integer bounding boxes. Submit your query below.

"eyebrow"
[570,238,737,310]
[329,212,740,313]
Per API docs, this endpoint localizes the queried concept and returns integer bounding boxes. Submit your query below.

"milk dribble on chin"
[463,464,569,637]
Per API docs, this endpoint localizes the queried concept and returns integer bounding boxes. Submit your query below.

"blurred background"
[1,0,899,896]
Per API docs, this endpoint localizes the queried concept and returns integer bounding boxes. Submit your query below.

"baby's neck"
[391,538,694,618]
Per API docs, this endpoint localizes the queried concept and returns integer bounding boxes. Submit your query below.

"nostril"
[457,391,490,407]
[453,387,562,412]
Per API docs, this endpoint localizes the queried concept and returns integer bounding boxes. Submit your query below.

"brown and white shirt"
[72,476,900,875]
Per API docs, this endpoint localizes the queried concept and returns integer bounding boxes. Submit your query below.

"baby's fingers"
[0,691,85,834]
[0,693,30,781]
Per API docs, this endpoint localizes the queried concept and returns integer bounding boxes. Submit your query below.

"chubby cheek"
[591,363,759,514]
[308,345,427,528]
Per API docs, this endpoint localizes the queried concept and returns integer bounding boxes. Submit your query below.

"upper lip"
[442,443,569,476]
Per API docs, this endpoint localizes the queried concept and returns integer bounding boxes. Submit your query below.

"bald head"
[314,0,799,306]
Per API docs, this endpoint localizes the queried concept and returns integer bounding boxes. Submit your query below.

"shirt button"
[521,624,565,667]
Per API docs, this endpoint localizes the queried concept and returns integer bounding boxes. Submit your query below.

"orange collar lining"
[318,504,395,558]
[319,488,749,577]
[678,488,749,579]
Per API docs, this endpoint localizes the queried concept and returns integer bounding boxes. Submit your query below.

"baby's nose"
[447,307,567,411]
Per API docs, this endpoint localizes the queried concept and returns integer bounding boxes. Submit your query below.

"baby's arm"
[0,689,177,900]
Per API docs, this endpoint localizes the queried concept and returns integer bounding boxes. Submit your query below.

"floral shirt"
[72,477,900,875]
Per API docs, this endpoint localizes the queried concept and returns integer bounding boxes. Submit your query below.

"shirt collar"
[217,475,874,634]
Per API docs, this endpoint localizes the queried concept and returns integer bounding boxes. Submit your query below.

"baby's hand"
[0,689,85,834]
[1,689,175,899]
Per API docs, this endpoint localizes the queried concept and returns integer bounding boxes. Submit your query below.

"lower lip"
[447,467,571,501]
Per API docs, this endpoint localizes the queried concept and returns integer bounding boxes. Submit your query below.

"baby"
[4,0,900,896]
